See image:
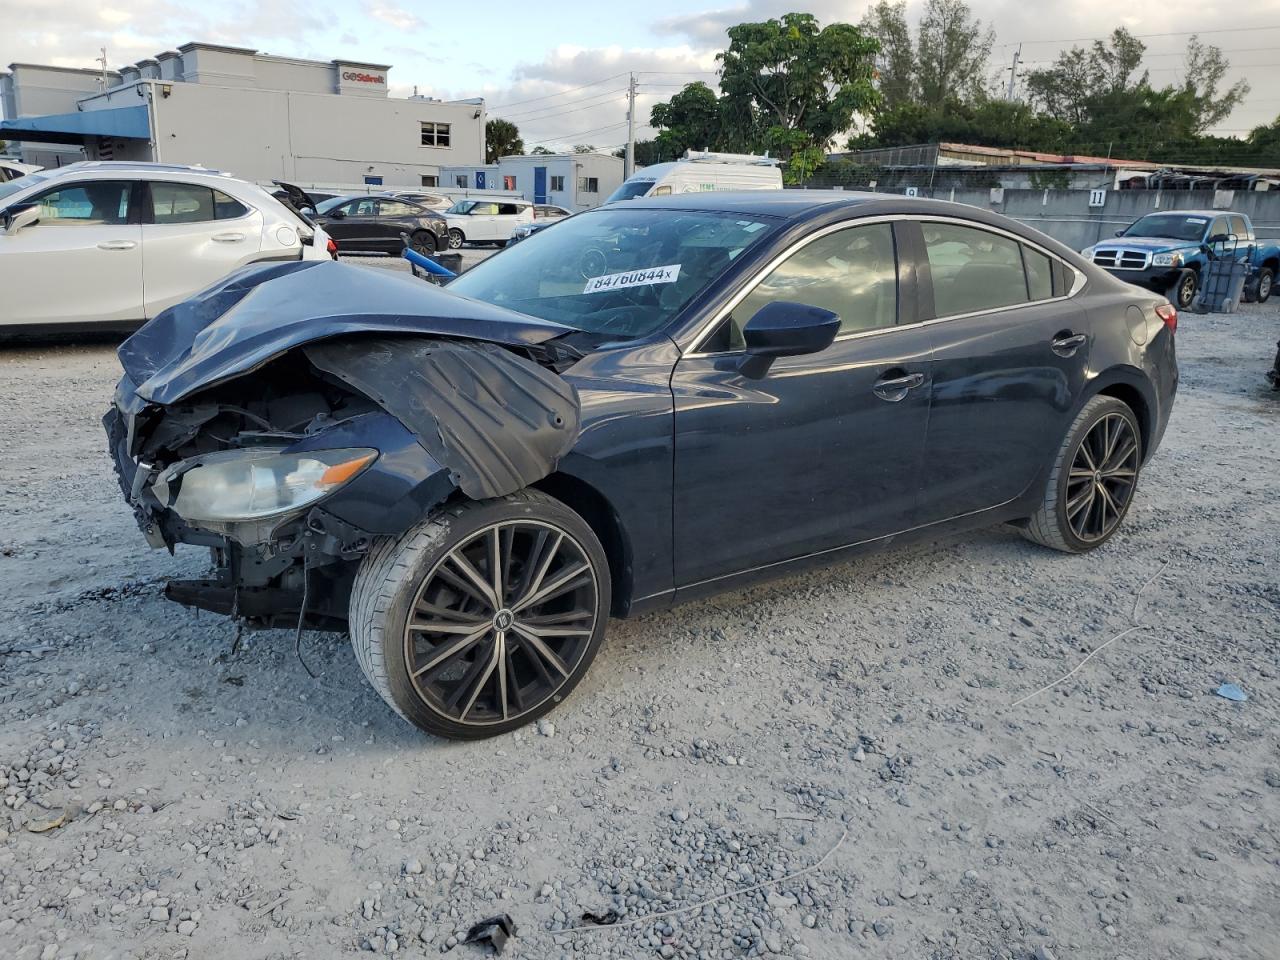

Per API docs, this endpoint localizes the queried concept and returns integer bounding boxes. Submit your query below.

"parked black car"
[312,194,447,255]
[105,193,1177,739]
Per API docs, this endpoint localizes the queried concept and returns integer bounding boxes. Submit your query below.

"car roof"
[608,190,880,217]
[1137,209,1222,218]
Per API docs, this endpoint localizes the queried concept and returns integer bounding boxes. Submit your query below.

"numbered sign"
[905,186,919,198]
[1088,189,1106,207]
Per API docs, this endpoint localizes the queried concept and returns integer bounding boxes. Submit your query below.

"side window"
[377,200,417,217]
[151,183,217,224]
[212,190,249,220]
[1209,216,1230,241]
[1228,215,1249,239]
[715,223,897,350]
[497,203,522,215]
[923,222,1029,317]
[472,202,499,216]
[31,181,132,225]
[351,199,379,216]
[1022,245,1054,301]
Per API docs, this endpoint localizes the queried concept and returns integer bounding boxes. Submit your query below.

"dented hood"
[118,260,571,405]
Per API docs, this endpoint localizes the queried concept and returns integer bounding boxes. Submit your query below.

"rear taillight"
[327,238,338,260]
[1154,302,1177,333]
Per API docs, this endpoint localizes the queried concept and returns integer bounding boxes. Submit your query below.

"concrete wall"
[933,188,1280,250]
[77,80,485,186]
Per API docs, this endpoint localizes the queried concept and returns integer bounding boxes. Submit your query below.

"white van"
[444,198,534,248]
[606,151,782,203]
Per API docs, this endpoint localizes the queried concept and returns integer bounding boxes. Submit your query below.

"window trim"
[141,180,254,226]
[684,214,1084,357]
[420,121,452,149]
[25,178,141,227]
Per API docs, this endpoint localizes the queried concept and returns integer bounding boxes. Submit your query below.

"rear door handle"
[96,240,137,251]
[1051,332,1087,357]
[212,232,246,243]
[872,372,926,402]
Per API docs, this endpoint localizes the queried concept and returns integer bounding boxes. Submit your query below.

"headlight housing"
[153,447,377,524]
[1081,246,1096,259]
[1151,252,1183,267]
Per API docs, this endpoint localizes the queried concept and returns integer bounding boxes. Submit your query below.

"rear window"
[151,183,248,223]
[923,222,1029,317]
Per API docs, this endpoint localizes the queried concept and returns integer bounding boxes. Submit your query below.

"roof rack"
[682,150,780,167]
[61,160,231,175]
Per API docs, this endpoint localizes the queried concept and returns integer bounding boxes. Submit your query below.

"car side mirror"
[328,209,345,219]
[738,301,840,379]
[300,205,316,216]
[3,203,40,235]
[1114,229,1125,237]
[1207,233,1228,244]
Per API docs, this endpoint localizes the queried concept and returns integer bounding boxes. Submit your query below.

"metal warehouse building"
[0,43,486,187]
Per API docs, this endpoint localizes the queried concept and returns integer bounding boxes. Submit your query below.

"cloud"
[364,3,423,32]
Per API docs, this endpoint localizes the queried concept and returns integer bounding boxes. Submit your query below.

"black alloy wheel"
[1062,411,1140,543]
[409,230,436,256]
[403,519,600,728]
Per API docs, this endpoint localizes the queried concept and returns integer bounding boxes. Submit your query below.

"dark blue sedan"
[105,192,1178,739]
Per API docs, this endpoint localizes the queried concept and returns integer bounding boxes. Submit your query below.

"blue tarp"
[0,105,150,144]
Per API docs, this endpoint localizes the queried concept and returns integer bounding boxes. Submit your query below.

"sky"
[2,0,1279,150]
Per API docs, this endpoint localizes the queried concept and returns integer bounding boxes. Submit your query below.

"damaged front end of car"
[104,259,584,629]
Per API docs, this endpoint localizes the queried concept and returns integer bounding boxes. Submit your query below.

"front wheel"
[1022,396,1142,553]
[349,492,610,739]
[447,229,464,249]
[1167,268,1197,310]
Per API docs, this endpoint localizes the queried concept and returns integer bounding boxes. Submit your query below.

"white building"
[441,153,624,211]
[0,43,486,187]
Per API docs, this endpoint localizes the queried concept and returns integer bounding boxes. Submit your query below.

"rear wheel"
[1167,269,1197,309]
[349,492,610,739]
[447,229,464,249]
[1022,396,1142,553]
[409,230,436,256]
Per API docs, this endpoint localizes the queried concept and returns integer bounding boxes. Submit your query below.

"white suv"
[0,162,334,335]
[443,198,534,248]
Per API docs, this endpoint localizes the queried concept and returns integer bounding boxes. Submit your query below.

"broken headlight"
[152,447,377,524]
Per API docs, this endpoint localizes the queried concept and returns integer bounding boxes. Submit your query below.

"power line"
[496,88,629,122]
[992,23,1280,49]
[488,72,629,110]
[525,120,630,146]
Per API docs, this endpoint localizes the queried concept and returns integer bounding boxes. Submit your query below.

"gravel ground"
[0,297,1277,960]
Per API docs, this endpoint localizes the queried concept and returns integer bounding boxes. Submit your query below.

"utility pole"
[625,72,637,179]
[97,48,109,90]
[1005,44,1022,101]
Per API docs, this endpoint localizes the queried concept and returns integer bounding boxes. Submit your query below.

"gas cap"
[275,226,297,246]
[1124,304,1148,346]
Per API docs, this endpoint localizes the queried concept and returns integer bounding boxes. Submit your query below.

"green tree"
[1180,35,1251,133]
[529,145,554,155]
[649,82,736,158]
[915,0,994,109]
[716,12,879,159]
[861,2,916,109]
[1024,29,1149,126]
[572,144,596,154]
[485,119,524,164]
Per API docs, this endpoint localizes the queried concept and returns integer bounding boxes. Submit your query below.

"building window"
[454,174,468,188]
[550,175,565,192]
[420,122,452,148]
[578,176,599,193]
[503,175,517,191]
[421,175,438,187]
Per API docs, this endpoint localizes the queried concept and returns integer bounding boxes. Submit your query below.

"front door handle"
[212,232,246,243]
[872,371,926,402]
[1051,332,1087,357]
[96,240,137,251]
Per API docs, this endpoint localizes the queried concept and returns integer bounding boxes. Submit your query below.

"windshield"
[1121,214,1210,242]
[316,196,358,215]
[605,180,656,203]
[0,172,51,205]
[446,208,775,338]
[447,199,478,214]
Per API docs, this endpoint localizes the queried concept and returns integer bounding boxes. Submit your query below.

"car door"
[324,198,379,250]
[910,218,1092,522]
[671,221,933,588]
[0,179,143,327]
[375,199,421,251]
[467,202,500,241]
[141,181,266,318]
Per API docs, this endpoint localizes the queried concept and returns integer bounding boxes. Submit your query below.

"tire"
[1167,269,1197,310]
[1022,395,1143,554]
[1254,267,1274,304]
[494,239,508,248]
[409,230,436,256]
[349,491,610,739]
[447,229,464,249]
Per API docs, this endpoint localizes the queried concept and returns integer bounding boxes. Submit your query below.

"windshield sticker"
[1185,217,1208,224]
[583,264,682,294]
